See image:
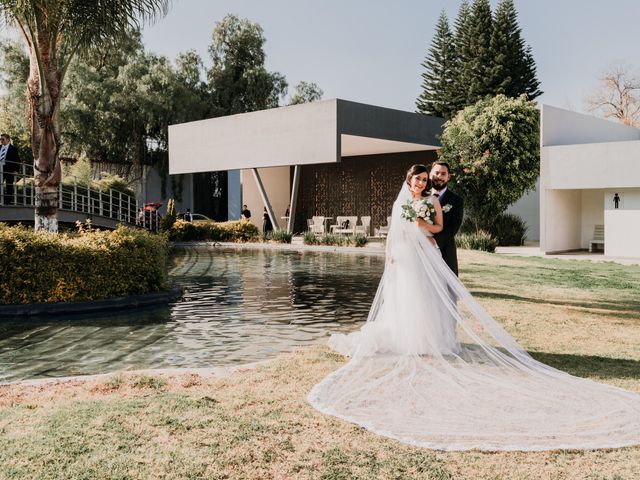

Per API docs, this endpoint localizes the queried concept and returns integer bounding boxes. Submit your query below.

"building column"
[251,168,279,230]
[287,165,301,233]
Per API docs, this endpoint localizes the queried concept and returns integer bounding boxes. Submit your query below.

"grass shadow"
[470,290,640,319]
[529,351,640,382]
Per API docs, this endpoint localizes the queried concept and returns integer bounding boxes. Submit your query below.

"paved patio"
[495,242,640,266]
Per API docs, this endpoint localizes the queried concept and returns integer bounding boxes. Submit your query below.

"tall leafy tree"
[289,81,323,105]
[207,14,288,116]
[416,11,455,118]
[490,0,541,99]
[0,40,30,160]
[438,94,540,230]
[0,0,170,231]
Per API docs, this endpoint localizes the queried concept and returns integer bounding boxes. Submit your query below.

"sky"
[139,0,640,115]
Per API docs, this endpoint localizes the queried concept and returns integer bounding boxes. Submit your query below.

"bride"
[308,164,640,452]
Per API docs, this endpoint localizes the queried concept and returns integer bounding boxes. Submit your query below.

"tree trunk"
[27,36,62,233]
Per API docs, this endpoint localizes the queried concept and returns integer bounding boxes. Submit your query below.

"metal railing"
[0,160,158,230]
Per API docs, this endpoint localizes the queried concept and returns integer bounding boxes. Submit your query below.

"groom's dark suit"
[433,188,464,276]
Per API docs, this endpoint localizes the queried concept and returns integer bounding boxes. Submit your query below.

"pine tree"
[416,11,455,118]
[465,0,494,103]
[490,0,542,99]
[419,0,542,119]
[519,45,542,100]
[450,0,472,113]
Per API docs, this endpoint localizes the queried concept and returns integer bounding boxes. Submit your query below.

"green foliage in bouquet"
[0,224,169,304]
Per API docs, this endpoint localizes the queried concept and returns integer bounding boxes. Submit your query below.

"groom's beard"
[431,179,448,190]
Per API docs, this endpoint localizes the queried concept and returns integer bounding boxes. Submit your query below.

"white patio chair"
[355,216,371,236]
[376,216,392,237]
[310,216,326,235]
[332,216,357,235]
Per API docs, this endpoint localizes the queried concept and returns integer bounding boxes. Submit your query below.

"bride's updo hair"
[405,164,431,197]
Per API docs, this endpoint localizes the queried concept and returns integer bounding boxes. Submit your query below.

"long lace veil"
[308,183,640,451]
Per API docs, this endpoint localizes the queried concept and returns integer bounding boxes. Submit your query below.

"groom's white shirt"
[432,186,447,197]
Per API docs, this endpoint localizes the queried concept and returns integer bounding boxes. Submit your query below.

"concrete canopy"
[168,98,443,174]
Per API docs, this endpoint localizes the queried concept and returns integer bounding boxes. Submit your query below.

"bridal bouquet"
[401,198,436,224]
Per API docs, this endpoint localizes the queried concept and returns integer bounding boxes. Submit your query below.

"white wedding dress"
[308,183,640,451]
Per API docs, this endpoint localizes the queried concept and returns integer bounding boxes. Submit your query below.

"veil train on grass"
[308,182,640,452]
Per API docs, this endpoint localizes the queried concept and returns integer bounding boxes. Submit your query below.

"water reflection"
[0,248,383,382]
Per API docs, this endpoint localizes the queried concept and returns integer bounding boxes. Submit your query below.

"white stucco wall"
[604,188,640,210]
[240,167,290,230]
[539,107,640,256]
[540,189,581,253]
[605,210,640,257]
[542,140,640,190]
[541,105,640,147]
[580,189,604,249]
[169,100,338,174]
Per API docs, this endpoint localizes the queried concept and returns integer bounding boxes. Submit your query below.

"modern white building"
[169,99,443,233]
[539,105,640,258]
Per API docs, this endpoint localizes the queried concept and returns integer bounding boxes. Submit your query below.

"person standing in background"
[0,133,21,205]
[263,207,273,234]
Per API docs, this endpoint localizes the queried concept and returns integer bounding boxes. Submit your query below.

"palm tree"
[0,0,170,231]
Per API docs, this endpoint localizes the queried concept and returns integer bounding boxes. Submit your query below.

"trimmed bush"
[461,213,528,247]
[455,230,498,253]
[350,233,369,247]
[303,232,368,248]
[169,219,259,242]
[303,231,319,245]
[0,224,170,305]
[489,213,528,246]
[263,229,293,243]
[319,233,348,246]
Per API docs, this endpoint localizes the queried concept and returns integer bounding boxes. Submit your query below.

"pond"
[0,248,384,383]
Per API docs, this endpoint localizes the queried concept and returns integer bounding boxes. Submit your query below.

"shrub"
[303,231,319,245]
[455,230,498,252]
[439,95,539,223]
[0,224,170,305]
[489,213,528,246]
[461,213,527,246]
[350,234,368,247]
[168,219,259,242]
[264,229,293,243]
[303,232,368,247]
[319,233,348,246]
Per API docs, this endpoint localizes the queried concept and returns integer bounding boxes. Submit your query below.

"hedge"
[168,219,259,242]
[0,224,170,305]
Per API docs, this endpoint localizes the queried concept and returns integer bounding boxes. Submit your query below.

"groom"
[430,162,464,276]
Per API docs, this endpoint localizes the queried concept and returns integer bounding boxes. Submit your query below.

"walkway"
[495,242,640,266]
[178,238,640,267]
[0,160,141,229]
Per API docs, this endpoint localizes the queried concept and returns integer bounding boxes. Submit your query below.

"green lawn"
[1,250,639,479]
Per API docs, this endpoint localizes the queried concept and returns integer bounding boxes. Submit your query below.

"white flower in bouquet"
[401,198,436,224]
